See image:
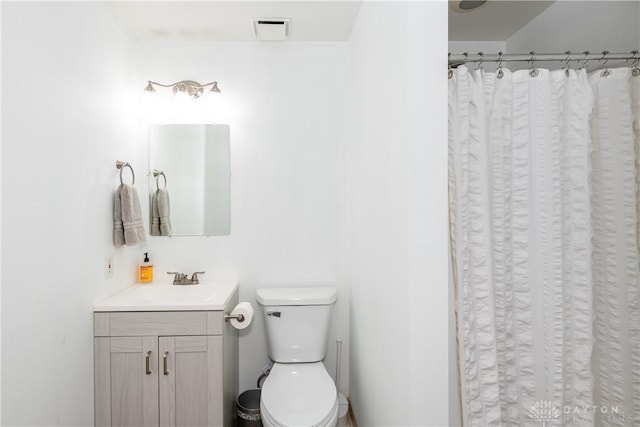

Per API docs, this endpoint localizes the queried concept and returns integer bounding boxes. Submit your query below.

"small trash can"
[237,389,262,427]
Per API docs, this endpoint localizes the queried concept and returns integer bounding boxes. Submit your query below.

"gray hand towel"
[150,190,161,236]
[114,186,126,247]
[116,184,146,246]
[157,188,172,236]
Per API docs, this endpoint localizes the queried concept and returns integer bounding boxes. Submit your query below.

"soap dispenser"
[139,252,153,283]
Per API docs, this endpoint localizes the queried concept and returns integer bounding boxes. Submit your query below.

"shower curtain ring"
[600,51,610,78]
[563,50,572,76]
[529,51,538,77]
[448,53,453,79]
[580,51,590,70]
[631,50,640,77]
[497,52,504,79]
[476,52,484,70]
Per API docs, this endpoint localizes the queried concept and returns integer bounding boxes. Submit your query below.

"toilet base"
[261,401,339,427]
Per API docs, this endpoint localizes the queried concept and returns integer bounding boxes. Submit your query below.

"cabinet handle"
[145,351,152,375]
[163,351,169,375]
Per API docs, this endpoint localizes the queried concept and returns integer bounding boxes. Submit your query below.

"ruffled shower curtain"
[449,66,640,427]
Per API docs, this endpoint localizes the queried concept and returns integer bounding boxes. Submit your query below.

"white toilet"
[256,287,339,427]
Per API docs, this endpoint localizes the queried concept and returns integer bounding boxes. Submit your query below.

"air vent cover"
[253,18,290,41]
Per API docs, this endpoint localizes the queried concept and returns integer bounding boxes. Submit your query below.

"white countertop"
[93,280,238,312]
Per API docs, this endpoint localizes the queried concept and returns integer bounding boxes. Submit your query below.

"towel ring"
[116,161,135,185]
[153,170,167,190]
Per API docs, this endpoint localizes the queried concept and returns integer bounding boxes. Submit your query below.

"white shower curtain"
[449,66,640,427]
[590,69,640,427]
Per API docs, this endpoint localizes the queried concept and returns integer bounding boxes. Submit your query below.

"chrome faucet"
[167,271,205,285]
[190,271,205,284]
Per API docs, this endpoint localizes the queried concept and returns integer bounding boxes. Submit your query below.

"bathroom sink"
[93,280,238,312]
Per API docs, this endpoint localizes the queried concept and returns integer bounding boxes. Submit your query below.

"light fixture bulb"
[209,82,222,95]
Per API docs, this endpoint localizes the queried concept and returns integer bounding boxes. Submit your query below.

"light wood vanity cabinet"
[94,294,239,427]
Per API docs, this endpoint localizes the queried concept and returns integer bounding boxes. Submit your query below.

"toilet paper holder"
[224,313,245,323]
[225,302,253,330]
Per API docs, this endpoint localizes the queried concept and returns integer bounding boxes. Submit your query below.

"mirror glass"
[148,124,230,236]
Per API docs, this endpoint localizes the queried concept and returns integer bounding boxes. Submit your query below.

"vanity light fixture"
[144,80,222,99]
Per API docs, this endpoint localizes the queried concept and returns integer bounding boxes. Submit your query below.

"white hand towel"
[117,184,146,246]
[157,188,172,236]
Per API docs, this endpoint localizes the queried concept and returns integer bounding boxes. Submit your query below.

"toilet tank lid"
[256,287,337,306]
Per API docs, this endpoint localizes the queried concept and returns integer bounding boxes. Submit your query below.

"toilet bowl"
[256,287,339,427]
[260,362,338,427]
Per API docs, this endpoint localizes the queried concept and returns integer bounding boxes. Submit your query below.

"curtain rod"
[449,51,639,65]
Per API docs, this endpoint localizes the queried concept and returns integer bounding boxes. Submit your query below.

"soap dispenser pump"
[139,252,153,283]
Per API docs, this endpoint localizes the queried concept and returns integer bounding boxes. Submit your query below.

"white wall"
[506,1,640,70]
[1,3,136,425]
[507,1,639,54]
[0,2,4,421]
[347,2,448,425]
[448,41,506,54]
[131,41,350,395]
[406,3,449,425]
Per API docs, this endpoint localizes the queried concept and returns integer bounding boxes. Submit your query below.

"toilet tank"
[256,287,337,363]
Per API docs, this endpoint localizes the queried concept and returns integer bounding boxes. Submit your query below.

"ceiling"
[106,1,362,42]
[449,0,555,41]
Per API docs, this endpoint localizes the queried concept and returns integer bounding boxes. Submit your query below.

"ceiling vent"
[253,18,290,41]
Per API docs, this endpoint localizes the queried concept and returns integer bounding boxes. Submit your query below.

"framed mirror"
[148,124,230,236]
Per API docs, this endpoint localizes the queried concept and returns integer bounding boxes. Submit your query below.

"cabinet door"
[95,336,159,427]
[159,336,223,427]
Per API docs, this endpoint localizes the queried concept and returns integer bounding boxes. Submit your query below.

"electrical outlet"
[105,254,113,278]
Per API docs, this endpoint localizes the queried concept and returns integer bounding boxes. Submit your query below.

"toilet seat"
[261,362,338,427]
